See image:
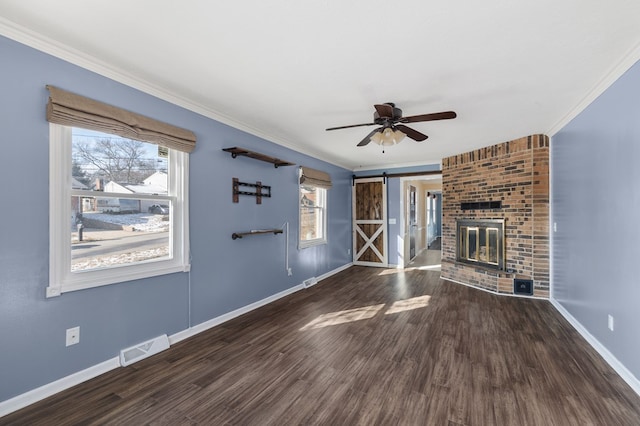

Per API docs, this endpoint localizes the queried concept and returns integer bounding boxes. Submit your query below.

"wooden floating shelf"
[222,147,295,168]
[232,229,283,240]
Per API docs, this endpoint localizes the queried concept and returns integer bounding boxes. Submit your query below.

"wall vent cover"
[119,334,170,366]
[303,277,318,288]
[514,278,533,296]
[460,201,502,210]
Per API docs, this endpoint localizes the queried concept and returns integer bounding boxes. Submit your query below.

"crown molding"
[0,17,349,170]
[547,40,640,136]
[352,158,442,172]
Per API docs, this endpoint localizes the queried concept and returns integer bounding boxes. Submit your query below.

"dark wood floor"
[3,265,640,425]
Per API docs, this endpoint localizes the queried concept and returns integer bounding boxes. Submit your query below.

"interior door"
[353,177,387,267]
[409,185,417,260]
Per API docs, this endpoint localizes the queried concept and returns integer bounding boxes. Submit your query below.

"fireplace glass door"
[457,219,504,270]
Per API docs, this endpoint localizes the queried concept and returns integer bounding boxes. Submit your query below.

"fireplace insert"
[456,219,505,270]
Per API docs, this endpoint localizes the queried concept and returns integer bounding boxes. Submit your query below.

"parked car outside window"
[148,204,170,215]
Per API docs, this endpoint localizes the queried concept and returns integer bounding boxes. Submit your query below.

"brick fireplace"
[441,135,549,297]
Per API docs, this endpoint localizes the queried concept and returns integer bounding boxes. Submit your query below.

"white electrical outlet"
[66,326,80,346]
[608,315,614,331]
[347,248,351,255]
[287,268,293,276]
[553,222,557,232]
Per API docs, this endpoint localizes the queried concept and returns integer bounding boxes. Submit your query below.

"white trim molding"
[443,277,548,301]
[550,298,640,397]
[0,263,354,417]
[170,283,305,345]
[0,358,120,418]
[0,16,345,169]
[547,40,640,136]
[171,263,353,345]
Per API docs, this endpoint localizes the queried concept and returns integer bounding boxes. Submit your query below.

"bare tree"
[71,158,91,186]
[75,138,155,184]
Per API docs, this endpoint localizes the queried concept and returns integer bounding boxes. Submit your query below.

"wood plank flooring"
[3,265,640,425]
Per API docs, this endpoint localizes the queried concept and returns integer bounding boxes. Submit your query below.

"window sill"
[298,239,327,249]
[46,262,190,298]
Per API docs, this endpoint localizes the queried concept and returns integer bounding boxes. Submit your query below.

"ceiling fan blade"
[326,122,376,131]
[374,104,394,118]
[357,128,381,146]
[395,124,428,142]
[401,111,457,123]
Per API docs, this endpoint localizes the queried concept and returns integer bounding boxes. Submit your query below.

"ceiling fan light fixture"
[373,127,406,146]
[383,127,394,143]
[370,130,384,145]
[392,128,406,143]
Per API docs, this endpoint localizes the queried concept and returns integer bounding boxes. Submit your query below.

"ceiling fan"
[326,103,456,147]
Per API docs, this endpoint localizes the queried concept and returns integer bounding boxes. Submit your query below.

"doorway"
[353,177,388,267]
[401,176,442,269]
[409,185,417,260]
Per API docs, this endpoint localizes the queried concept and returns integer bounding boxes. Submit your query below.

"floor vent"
[303,277,318,288]
[119,334,170,367]
[514,278,534,296]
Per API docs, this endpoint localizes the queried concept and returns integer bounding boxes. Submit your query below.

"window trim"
[298,184,327,249]
[47,124,190,297]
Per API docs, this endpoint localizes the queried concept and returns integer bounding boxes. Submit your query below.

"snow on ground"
[72,212,170,271]
[83,212,169,232]
[71,246,169,272]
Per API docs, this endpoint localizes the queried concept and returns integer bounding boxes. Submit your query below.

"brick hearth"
[441,135,549,297]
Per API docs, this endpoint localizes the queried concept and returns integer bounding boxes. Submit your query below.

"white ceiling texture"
[1,1,640,170]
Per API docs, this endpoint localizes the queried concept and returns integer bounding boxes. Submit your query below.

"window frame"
[47,124,190,297]
[298,183,328,249]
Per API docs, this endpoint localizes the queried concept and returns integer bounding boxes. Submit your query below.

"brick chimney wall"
[441,134,549,297]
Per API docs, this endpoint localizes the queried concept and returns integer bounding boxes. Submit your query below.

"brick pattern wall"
[441,135,549,297]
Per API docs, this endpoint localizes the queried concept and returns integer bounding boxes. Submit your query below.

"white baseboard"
[442,276,548,300]
[0,263,354,417]
[0,357,120,418]
[316,262,352,282]
[172,262,353,344]
[550,297,640,397]
[170,283,305,344]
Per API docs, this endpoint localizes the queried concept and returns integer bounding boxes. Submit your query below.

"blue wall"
[0,35,352,402]
[552,59,640,381]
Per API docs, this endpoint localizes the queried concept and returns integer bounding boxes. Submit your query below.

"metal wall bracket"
[233,177,271,204]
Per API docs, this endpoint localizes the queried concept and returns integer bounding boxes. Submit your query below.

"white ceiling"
[1,1,640,170]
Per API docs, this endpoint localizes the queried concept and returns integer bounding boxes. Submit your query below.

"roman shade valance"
[46,85,196,153]
[299,166,332,189]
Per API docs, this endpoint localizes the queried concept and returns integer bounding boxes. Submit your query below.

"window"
[298,166,331,248]
[299,184,327,248]
[47,125,190,296]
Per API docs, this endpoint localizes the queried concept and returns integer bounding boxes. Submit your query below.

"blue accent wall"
[0,35,352,402]
[552,59,640,381]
